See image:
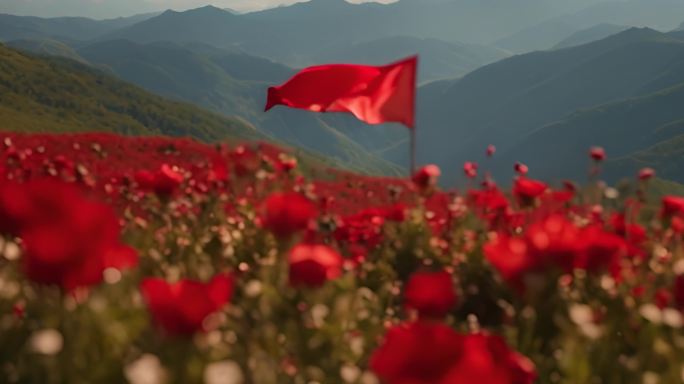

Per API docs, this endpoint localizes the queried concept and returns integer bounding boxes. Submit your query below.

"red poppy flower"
[260,192,317,237]
[441,333,537,384]
[0,181,35,236]
[384,203,408,222]
[140,274,234,336]
[404,270,457,318]
[486,144,496,157]
[589,147,606,162]
[526,214,581,272]
[514,162,528,176]
[5,179,136,291]
[662,196,684,217]
[370,322,464,384]
[656,288,673,309]
[134,164,184,197]
[371,324,535,384]
[674,275,684,309]
[469,187,509,212]
[104,244,140,271]
[463,162,478,179]
[12,303,25,319]
[484,235,535,291]
[412,165,441,189]
[230,145,260,177]
[549,189,574,204]
[207,156,229,183]
[673,216,684,234]
[609,213,647,260]
[513,177,547,201]
[638,167,655,181]
[576,225,627,274]
[277,155,298,173]
[288,243,343,287]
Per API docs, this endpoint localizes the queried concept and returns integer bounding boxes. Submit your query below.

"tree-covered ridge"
[0,43,263,142]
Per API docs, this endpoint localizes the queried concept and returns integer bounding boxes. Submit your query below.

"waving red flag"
[265,56,417,129]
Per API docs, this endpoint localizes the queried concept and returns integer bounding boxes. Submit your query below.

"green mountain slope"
[609,132,684,183]
[6,38,87,63]
[496,83,684,183]
[73,39,404,175]
[415,28,684,180]
[0,43,262,142]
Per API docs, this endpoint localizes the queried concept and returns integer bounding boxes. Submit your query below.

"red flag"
[265,56,417,129]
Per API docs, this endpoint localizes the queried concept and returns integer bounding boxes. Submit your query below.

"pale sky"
[0,0,397,19]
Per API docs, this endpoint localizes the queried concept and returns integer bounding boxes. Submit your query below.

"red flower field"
[1,132,684,383]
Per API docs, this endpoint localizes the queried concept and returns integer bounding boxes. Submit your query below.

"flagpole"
[410,127,416,175]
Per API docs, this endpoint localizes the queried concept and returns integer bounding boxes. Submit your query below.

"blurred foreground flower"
[412,164,441,190]
[513,177,547,202]
[288,243,343,287]
[403,270,457,318]
[125,354,167,384]
[370,322,535,384]
[260,192,317,237]
[140,274,234,336]
[135,164,184,197]
[1,179,137,291]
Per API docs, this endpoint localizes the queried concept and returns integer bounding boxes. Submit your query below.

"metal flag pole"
[410,127,416,175]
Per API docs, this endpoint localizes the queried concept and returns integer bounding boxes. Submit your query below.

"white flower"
[3,241,21,261]
[203,361,244,384]
[30,329,63,355]
[663,308,683,328]
[341,364,361,383]
[640,304,663,324]
[643,371,659,384]
[244,280,263,298]
[124,354,167,384]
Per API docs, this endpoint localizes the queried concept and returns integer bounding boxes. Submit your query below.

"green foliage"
[6,38,87,64]
[0,43,264,143]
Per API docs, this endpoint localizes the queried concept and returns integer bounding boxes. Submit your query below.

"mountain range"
[0,43,260,142]
[416,27,684,183]
[0,12,158,43]
[3,0,684,185]
[1,39,403,175]
[552,24,630,50]
[494,0,684,53]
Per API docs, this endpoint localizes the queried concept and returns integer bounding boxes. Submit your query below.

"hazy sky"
[0,0,397,19]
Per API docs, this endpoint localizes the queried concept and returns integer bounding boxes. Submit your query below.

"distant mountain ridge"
[494,0,684,53]
[0,43,261,142]
[414,27,684,183]
[4,0,684,183]
[499,82,684,183]
[0,12,158,43]
[552,24,629,50]
[98,0,606,61]
[6,38,86,63]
